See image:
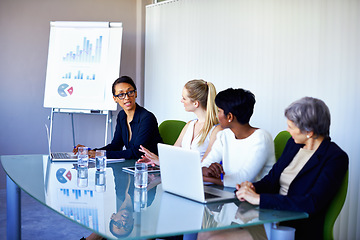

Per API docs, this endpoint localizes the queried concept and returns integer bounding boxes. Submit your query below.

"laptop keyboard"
[52,152,70,159]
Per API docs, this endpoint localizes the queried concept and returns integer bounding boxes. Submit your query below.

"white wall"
[144,0,360,239]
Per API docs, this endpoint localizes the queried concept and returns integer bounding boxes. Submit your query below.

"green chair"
[323,170,348,240]
[158,120,186,145]
[273,130,292,161]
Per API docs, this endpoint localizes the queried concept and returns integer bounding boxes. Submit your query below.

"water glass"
[95,150,106,171]
[77,166,88,187]
[134,163,148,189]
[95,170,106,192]
[77,147,89,168]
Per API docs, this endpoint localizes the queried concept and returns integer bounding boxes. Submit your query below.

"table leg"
[6,176,21,240]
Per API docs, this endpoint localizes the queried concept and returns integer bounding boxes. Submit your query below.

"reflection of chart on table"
[58,188,99,231]
[44,21,122,111]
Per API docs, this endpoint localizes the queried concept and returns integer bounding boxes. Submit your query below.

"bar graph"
[62,36,103,63]
[62,71,96,80]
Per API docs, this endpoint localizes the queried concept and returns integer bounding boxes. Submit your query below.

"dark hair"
[215,88,256,124]
[285,97,331,138]
[112,76,137,95]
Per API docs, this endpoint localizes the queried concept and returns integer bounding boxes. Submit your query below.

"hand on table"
[73,144,95,158]
[88,150,95,158]
[235,181,260,205]
[202,162,224,179]
[73,144,86,154]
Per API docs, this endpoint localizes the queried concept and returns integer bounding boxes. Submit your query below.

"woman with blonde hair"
[138,79,222,165]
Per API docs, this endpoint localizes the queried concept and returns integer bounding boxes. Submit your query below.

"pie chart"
[58,83,74,97]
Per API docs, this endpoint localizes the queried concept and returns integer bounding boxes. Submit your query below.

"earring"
[307,135,310,138]
[228,120,231,123]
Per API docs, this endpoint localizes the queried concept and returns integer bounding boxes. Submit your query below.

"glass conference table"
[2,155,308,240]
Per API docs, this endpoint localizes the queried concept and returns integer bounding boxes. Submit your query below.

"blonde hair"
[184,79,219,146]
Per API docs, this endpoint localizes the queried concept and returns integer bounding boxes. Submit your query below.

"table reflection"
[43,156,117,235]
[203,202,260,228]
[42,156,161,239]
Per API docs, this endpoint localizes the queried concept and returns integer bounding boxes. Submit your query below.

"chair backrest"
[273,130,292,161]
[323,170,348,240]
[158,120,186,145]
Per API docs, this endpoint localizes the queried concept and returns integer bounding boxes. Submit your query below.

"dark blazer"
[253,137,348,239]
[98,104,163,159]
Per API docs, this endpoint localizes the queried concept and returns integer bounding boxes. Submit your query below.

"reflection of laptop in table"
[156,191,205,235]
[158,143,236,203]
[45,124,77,162]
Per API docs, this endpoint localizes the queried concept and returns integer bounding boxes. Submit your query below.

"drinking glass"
[134,163,148,189]
[77,147,89,168]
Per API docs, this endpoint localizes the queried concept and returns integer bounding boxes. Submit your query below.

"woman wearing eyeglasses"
[74,76,163,159]
[138,79,222,166]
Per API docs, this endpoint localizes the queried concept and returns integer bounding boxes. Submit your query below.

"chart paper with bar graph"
[44,22,122,110]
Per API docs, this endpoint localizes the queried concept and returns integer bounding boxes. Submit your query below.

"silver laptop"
[45,124,77,162]
[158,143,236,203]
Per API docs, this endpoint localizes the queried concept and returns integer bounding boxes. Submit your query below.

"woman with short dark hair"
[201,88,276,187]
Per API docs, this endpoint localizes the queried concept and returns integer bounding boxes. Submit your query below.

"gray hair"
[285,97,331,138]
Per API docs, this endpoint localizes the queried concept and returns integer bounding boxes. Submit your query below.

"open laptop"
[45,124,77,162]
[158,143,236,203]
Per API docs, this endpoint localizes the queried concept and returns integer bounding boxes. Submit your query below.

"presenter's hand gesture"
[138,145,159,166]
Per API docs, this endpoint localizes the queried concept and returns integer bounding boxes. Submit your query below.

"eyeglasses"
[110,219,132,231]
[114,90,136,100]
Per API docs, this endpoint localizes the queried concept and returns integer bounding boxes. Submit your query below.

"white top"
[201,128,276,187]
[181,119,215,158]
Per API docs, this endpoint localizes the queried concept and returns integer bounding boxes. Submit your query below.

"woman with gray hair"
[233,97,349,239]
[200,97,349,240]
